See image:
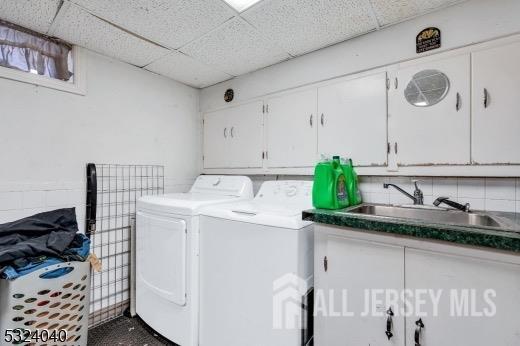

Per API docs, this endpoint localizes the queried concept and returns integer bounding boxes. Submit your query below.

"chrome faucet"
[383,180,424,205]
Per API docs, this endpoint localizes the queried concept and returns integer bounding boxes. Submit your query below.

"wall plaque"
[417,27,441,53]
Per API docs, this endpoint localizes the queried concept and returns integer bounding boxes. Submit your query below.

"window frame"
[0,45,86,95]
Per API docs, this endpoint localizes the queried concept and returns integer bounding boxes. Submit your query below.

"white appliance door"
[137,211,187,306]
[200,216,304,346]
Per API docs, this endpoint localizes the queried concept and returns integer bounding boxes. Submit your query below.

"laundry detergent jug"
[342,158,362,206]
[312,156,350,209]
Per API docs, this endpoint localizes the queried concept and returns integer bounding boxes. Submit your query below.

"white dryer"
[199,180,314,346]
[136,175,253,346]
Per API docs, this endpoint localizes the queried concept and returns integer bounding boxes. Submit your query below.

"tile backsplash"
[359,176,519,213]
[3,176,516,227]
[250,175,520,213]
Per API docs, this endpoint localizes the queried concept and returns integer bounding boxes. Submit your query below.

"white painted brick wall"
[0,176,197,232]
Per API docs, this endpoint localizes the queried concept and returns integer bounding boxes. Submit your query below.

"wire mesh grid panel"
[88,164,164,327]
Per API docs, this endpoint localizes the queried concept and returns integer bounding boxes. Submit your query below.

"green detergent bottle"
[342,158,362,206]
[313,156,350,209]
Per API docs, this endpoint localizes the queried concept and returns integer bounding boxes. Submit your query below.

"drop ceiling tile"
[242,0,377,56]
[369,0,464,26]
[70,0,236,49]
[0,0,61,33]
[180,18,290,76]
[51,4,169,67]
[145,51,233,88]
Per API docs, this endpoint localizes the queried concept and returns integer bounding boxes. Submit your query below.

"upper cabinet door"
[318,73,388,166]
[227,101,264,168]
[203,109,231,169]
[472,41,520,164]
[203,101,264,169]
[265,89,318,168]
[388,54,471,166]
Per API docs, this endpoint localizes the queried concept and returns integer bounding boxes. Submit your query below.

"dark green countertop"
[303,204,520,253]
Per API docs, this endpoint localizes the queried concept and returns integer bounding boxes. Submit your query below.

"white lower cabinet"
[405,249,520,346]
[315,232,405,346]
[315,225,520,346]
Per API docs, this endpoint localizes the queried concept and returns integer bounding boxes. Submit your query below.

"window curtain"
[0,20,72,81]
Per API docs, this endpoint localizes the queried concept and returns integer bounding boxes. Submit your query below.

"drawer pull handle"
[414,318,424,346]
[385,307,394,340]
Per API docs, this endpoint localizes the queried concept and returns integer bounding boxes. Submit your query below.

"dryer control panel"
[190,175,253,198]
[255,180,313,208]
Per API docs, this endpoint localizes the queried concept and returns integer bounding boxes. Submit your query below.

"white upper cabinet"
[265,89,318,168]
[388,54,471,166]
[472,41,520,164]
[318,72,388,166]
[203,101,264,169]
[203,108,229,169]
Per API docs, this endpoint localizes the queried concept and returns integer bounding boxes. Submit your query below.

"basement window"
[0,20,85,94]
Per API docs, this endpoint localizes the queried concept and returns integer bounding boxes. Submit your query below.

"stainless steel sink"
[344,204,504,228]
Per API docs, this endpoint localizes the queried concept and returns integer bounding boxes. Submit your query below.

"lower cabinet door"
[316,233,405,346]
[405,248,520,346]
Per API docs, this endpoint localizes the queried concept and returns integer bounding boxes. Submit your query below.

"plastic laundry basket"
[0,261,90,346]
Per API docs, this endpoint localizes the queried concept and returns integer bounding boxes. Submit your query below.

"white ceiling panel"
[180,17,290,76]
[242,0,377,56]
[51,4,169,67]
[145,51,232,88]
[70,0,236,49]
[0,0,61,33]
[369,0,465,26]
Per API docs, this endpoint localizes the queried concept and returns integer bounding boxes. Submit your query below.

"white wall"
[201,0,520,112]
[0,49,201,230]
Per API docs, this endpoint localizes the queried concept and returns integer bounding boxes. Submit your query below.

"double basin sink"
[342,204,511,230]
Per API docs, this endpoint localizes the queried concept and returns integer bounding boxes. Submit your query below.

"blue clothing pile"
[0,208,90,280]
[1,233,90,280]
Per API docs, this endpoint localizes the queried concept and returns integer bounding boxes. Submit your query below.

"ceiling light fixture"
[223,0,262,12]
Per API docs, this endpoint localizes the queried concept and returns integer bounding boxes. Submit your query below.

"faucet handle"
[412,179,422,190]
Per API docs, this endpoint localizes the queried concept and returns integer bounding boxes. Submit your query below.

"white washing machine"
[136,175,253,346]
[199,180,314,346]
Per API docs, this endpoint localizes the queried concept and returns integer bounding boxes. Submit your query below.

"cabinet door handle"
[394,142,398,154]
[414,318,424,346]
[456,92,461,111]
[224,127,228,138]
[385,307,394,340]
[394,77,398,89]
[309,114,313,127]
[320,113,325,126]
[484,88,489,108]
[230,126,235,138]
[323,256,328,272]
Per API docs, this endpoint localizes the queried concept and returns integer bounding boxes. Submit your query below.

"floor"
[88,315,176,346]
